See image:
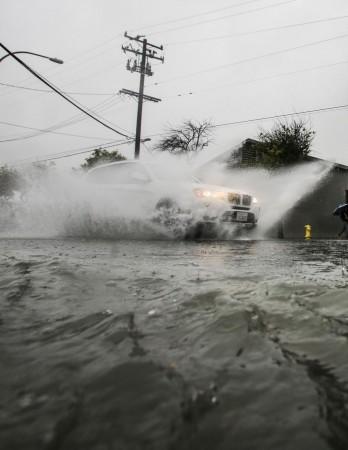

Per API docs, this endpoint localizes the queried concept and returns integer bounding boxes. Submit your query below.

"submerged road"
[1,238,348,450]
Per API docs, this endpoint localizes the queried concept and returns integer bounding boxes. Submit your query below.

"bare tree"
[0,166,23,198]
[155,120,213,155]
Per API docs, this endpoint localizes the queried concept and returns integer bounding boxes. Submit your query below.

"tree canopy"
[0,166,23,198]
[154,120,213,155]
[81,149,126,170]
[253,120,315,169]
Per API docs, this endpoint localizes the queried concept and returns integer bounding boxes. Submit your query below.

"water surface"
[1,238,348,450]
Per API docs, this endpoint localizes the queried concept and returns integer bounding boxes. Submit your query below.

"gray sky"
[1,0,347,167]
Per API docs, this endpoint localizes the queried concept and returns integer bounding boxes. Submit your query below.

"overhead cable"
[30,95,121,136]
[31,139,133,163]
[137,0,267,34]
[166,14,348,45]
[0,0,289,95]
[49,0,267,68]
[12,139,134,166]
[0,82,115,96]
[150,33,348,86]
[147,0,297,36]
[0,120,114,143]
[0,95,125,143]
[0,42,133,139]
[142,102,348,140]
[213,104,348,128]
[163,60,348,99]
[10,103,348,164]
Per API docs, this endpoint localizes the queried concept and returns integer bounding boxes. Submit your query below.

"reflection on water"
[1,238,348,450]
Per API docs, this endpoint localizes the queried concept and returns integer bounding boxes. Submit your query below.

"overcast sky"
[1,0,347,167]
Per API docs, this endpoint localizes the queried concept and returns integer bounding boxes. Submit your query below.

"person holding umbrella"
[333,203,348,238]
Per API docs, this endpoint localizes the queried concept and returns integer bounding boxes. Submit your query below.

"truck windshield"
[149,164,200,183]
[87,163,151,184]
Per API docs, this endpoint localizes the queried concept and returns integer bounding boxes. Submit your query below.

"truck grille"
[228,193,241,205]
[242,195,252,206]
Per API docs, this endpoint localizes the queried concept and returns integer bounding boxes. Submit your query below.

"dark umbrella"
[333,203,348,238]
[333,203,348,216]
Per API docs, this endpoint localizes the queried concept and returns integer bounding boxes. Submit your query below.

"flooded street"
[1,238,348,450]
[2,0,347,446]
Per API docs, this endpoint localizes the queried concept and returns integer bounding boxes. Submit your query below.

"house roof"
[305,155,348,171]
[199,139,348,172]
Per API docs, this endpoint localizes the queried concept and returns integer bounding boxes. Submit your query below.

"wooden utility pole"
[121,32,164,159]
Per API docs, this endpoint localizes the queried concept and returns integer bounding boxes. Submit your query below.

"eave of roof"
[306,155,348,171]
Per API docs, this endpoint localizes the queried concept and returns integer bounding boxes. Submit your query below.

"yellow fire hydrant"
[304,224,312,240]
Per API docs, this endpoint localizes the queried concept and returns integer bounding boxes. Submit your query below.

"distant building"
[226,138,261,168]
[278,159,348,239]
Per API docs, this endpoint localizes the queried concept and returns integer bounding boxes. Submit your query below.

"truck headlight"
[194,189,226,200]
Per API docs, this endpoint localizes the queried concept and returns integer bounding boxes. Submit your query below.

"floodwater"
[1,238,348,450]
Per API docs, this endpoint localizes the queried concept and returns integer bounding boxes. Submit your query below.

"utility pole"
[120,32,164,159]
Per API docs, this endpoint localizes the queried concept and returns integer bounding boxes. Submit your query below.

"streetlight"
[0,51,63,64]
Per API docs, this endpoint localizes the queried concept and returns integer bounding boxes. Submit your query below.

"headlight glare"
[194,189,226,200]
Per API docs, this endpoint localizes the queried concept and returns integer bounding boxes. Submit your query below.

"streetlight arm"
[0,42,132,139]
[0,50,63,64]
[49,57,64,64]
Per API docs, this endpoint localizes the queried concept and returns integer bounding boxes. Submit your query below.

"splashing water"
[0,155,332,240]
[196,158,332,238]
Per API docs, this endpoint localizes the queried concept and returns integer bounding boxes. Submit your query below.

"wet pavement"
[1,238,348,450]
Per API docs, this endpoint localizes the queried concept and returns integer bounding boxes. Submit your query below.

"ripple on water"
[1,239,348,449]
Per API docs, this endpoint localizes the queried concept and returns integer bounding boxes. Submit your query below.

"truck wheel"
[154,198,180,227]
[155,198,178,210]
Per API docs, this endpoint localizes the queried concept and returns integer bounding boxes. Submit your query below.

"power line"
[150,32,348,87]
[30,95,121,137]
[0,120,114,143]
[14,140,124,163]
[213,104,348,128]
[0,1,297,101]
[142,102,348,141]
[1,0,288,95]
[0,81,115,96]
[0,59,132,137]
[163,59,348,99]
[65,93,132,134]
[0,42,133,139]
[0,1,298,101]
[147,0,297,36]
[44,95,126,134]
[166,14,348,46]
[137,0,267,34]
[0,1,268,96]
[32,140,134,163]
[0,59,124,99]
[62,0,268,58]
[19,102,345,163]
[12,139,134,166]
[50,60,124,91]
[0,95,126,143]
[46,0,267,67]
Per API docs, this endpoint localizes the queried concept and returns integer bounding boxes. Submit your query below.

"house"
[198,140,348,238]
[276,158,348,239]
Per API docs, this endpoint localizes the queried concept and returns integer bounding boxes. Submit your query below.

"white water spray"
[0,154,332,240]
[196,157,332,238]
